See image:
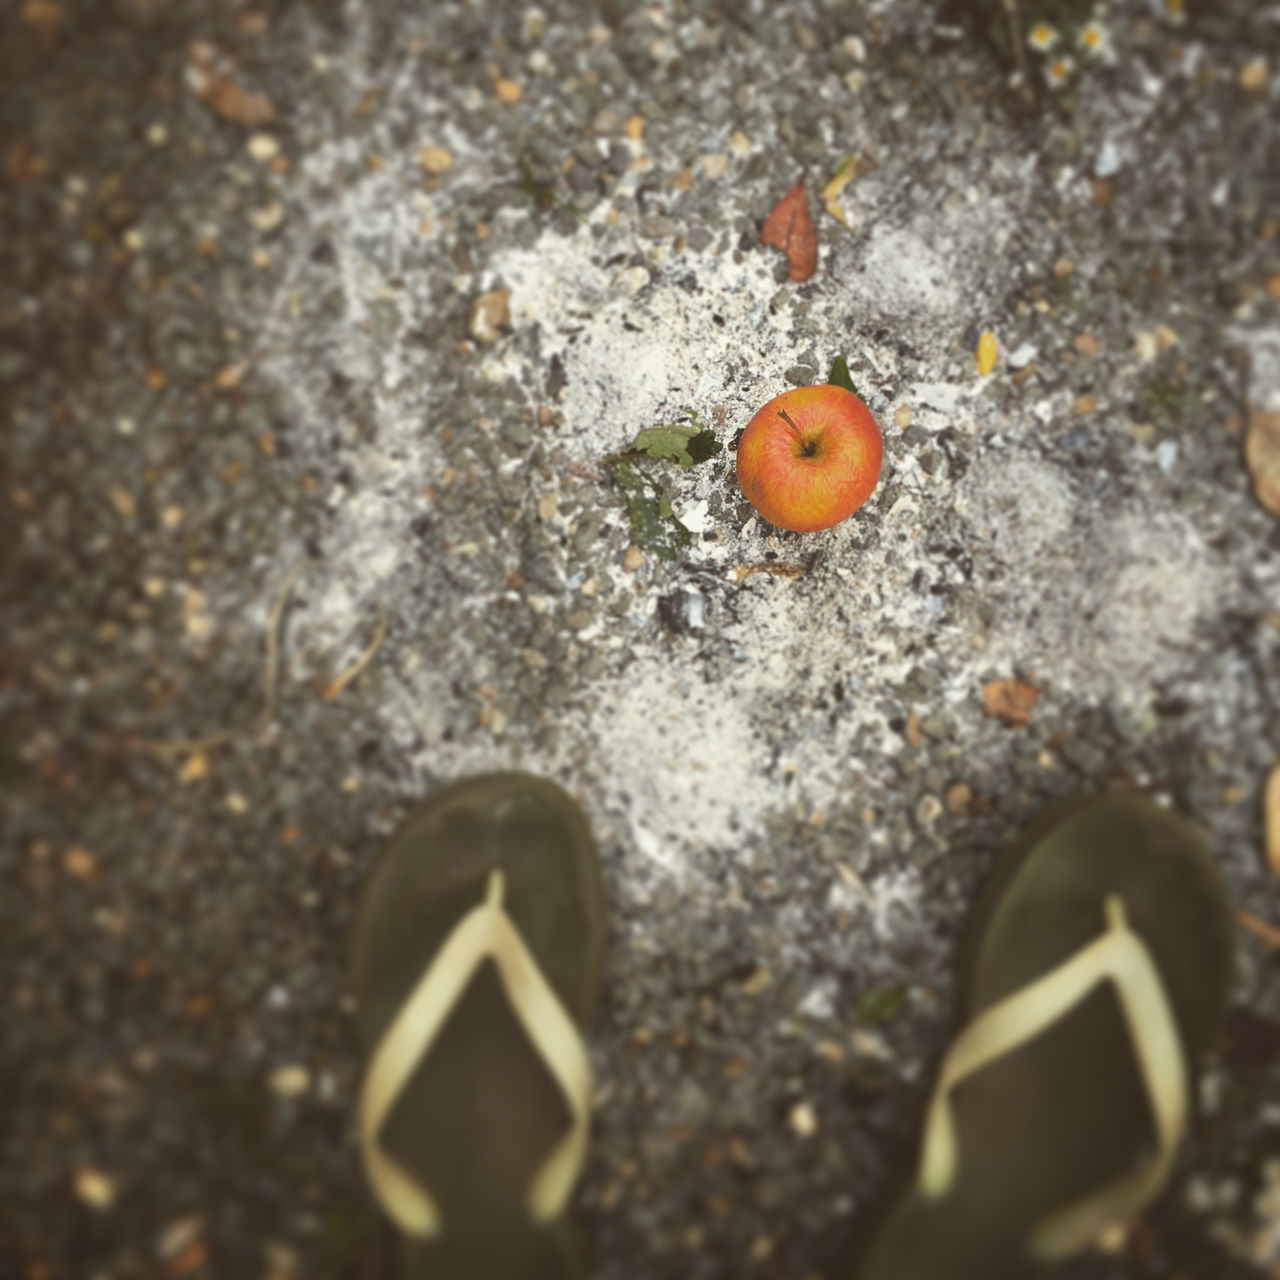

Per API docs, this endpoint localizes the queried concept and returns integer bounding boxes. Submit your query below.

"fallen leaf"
[828,355,859,395]
[821,155,859,227]
[982,679,1040,727]
[975,330,998,377]
[1246,410,1280,516]
[185,42,275,126]
[761,177,817,283]
[469,288,511,344]
[1266,764,1280,875]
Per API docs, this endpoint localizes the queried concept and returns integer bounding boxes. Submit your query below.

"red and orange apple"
[736,385,883,532]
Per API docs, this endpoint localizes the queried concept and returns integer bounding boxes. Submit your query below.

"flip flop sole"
[350,773,607,1280]
[855,791,1235,1280]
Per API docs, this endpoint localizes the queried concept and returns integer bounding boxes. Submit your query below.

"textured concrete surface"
[3,1,1280,1277]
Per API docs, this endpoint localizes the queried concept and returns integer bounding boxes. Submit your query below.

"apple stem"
[778,408,816,456]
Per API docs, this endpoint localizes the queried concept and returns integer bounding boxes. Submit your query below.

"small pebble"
[247,133,279,163]
[700,153,729,180]
[268,1064,311,1098]
[495,78,523,104]
[944,782,972,814]
[788,1102,817,1137]
[915,794,943,824]
[420,145,453,174]
[251,201,285,232]
[1239,57,1268,91]
[62,845,98,881]
[73,1165,117,1210]
[623,545,644,571]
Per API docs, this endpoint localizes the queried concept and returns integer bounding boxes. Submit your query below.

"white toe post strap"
[358,870,592,1239]
[917,895,1188,1260]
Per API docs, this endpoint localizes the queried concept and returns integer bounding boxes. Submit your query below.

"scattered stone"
[1053,257,1075,280]
[904,708,924,749]
[522,648,548,668]
[73,1165,117,1210]
[62,845,98,881]
[1073,333,1100,356]
[250,201,285,233]
[741,967,771,996]
[700,153,729,180]
[1072,393,1098,416]
[178,750,210,784]
[420,145,453,174]
[495,77,523,104]
[268,1064,311,1098]
[893,404,912,427]
[247,133,279,163]
[623,545,644,572]
[1239,57,1268,92]
[470,289,511,344]
[156,1214,205,1263]
[108,486,137,519]
[788,1101,817,1137]
[944,782,972,814]
[915,794,942,825]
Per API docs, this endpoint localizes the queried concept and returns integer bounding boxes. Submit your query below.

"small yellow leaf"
[975,330,999,378]
[822,154,860,227]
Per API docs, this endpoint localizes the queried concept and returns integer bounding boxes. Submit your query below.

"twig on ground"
[126,563,305,757]
[320,607,389,700]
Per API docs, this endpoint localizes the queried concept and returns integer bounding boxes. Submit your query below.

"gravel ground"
[3,1,1280,1278]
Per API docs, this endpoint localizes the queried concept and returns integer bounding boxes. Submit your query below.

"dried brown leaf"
[1246,409,1280,516]
[982,679,1040,728]
[760,177,817,283]
[186,41,275,126]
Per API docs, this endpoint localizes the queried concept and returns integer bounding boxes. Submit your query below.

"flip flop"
[853,791,1236,1280]
[350,772,608,1280]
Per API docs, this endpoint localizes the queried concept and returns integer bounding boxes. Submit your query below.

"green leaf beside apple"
[828,355,860,396]
[602,411,722,562]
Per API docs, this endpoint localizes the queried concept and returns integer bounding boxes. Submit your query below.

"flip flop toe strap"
[359,870,592,1238]
[918,895,1187,1260]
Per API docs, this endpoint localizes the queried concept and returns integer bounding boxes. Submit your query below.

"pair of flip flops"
[351,775,1235,1279]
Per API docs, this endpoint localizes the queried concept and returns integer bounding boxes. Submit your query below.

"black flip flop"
[350,773,608,1280]
[854,791,1236,1280]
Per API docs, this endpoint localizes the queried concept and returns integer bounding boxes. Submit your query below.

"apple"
[736,385,883,532]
